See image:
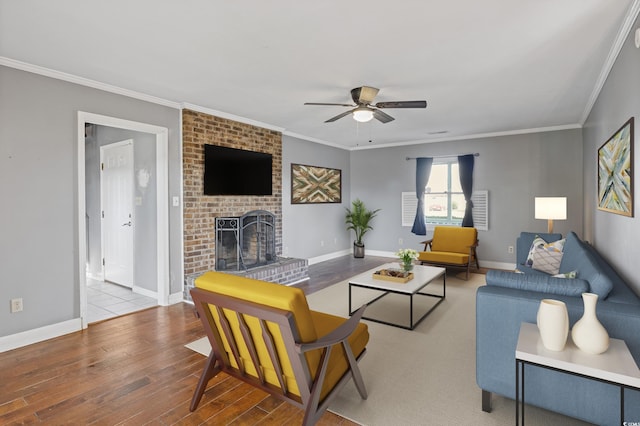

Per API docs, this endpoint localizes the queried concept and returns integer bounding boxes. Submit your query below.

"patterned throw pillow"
[532,246,563,275]
[525,235,548,267]
[553,270,577,279]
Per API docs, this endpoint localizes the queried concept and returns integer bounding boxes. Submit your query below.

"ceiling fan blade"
[373,109,395,123]
[351,86,379,104]
[375,100,427,109]
[325,109,355,123]
[304,102,354,107]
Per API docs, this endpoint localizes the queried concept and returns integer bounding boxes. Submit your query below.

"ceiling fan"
[304,86,427,124]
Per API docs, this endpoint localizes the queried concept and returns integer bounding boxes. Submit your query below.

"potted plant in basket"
[345,199,380,258]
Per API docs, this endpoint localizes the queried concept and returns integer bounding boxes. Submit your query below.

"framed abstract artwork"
[597,117,634,217]
[291,164,341,204]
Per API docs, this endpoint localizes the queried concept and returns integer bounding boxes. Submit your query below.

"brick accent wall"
[182,109,282,276]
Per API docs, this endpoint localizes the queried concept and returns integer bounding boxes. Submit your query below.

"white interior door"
[100,140,134,288]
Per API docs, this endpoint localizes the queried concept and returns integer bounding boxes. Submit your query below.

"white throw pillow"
[532,246,563,275]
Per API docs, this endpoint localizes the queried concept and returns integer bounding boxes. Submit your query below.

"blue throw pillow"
[559,232,613,299]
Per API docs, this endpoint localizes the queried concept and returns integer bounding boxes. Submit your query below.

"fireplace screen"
[215,210,276,271]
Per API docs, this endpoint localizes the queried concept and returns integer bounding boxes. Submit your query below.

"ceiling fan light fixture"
[352,107,374,123]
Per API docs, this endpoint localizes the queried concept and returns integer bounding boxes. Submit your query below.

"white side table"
[515,322,640,425]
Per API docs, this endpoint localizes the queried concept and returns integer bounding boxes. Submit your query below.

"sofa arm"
[476,285,640,425]
[486,270,589,297]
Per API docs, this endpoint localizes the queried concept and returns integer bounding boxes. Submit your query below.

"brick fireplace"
[182,109,308,300]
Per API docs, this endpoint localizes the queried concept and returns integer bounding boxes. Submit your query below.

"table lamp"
[535,197,567,233]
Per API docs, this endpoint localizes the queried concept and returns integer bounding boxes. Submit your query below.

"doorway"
[78,112,169,329]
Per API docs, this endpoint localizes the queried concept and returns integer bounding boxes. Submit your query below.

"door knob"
[122,221,132,227]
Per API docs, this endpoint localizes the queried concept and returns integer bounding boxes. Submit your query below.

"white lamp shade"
[535,197,567,220]
[352,107,374,122]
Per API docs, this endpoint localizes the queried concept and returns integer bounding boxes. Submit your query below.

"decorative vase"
[536,299,569,351]
[401,261,414,275]
[571,292,610,354]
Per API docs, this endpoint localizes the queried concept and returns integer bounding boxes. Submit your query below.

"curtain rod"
[405,153,479,161]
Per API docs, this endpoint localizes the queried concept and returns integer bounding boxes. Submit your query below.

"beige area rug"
[186,273,590,425]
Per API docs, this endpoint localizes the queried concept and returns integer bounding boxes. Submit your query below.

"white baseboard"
[307,249,351,265]
[480,260,515,271]
[168,292,184,305]
[0,318,82,353]
[133,285,158,299]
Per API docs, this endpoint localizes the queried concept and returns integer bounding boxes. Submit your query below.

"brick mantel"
[182,109,283,276]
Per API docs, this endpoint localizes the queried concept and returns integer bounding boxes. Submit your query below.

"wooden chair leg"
[190,352,221,411]
[343,342,367,399]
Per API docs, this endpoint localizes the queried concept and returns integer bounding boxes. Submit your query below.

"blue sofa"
[477,231,640,425]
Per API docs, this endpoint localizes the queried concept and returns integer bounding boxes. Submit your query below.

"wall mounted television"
[203,144,272,196]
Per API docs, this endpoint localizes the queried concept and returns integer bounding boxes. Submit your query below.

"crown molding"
[580,0,640,124]
[181,102,285,133]
[0,56,182,109]
[282,131,349,151]
[350,123,583,151]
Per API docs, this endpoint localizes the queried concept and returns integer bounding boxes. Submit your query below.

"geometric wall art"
[291,164,342,204]
[598,117,634,217]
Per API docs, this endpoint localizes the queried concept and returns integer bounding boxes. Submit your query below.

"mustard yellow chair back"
[190,271,369,426]
[430,226,478,254]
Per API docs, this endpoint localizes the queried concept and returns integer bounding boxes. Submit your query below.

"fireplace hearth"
[215,210,276,271]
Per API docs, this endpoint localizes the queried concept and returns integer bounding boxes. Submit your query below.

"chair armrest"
[296,304,367,353]
[420,239,433,251]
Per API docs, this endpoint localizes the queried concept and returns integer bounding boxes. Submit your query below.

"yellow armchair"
[190,271,369,426]
[418,226,480,280]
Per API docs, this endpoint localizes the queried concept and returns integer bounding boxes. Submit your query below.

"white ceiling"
[0,0,637,149]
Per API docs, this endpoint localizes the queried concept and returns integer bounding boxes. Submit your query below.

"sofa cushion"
[559,232,614,299]
[486,270,589,296]
[418,251,469,265]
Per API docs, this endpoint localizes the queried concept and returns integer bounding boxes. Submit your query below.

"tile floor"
[86,277,158,323]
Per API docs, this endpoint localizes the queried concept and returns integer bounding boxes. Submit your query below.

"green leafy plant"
[345,199,380,246]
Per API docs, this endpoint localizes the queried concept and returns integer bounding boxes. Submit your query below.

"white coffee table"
[515,322,640,425]
[348,263,445,330]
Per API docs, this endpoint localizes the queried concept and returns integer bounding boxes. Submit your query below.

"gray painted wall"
[349,129,584,265]
[0,65,181,337]
[85,125,158,292]
[583,15,640,294]
[281,135,351,259]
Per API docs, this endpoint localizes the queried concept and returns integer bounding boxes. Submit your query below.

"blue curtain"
[458,154,474,227]
[411,157,433,235]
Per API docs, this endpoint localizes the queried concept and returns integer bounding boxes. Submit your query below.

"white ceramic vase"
[536,299,569,351]
[571,292,610,354]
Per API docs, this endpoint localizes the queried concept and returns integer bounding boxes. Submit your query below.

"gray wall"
[583,15,640,294]
[281,135,351,260]
[349,129,584,265]
[0,65,181,337]
[85,125,158,292]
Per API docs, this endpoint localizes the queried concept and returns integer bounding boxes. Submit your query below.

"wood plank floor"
[0,255,392,425]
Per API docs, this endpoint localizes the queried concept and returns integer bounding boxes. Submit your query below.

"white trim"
[0,56,181,109]
[282,130,350,150]
[78,112,170,329]
[133,286,158,299]
[0,318,82,353]
[350,124,582,151]
[181,102,285,133]
[580,0,640,124]
[307,249,351,265]
[481,261,515,271]
[169,292,184,305]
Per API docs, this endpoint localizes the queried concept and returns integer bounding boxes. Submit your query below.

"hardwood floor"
[0,255,392,425]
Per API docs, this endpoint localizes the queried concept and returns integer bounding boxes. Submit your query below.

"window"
[424,161,465,226]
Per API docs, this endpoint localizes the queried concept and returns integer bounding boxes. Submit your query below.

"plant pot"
[353,242,365,258]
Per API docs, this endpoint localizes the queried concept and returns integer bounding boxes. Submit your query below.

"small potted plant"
[345,199,380,258]
[396,248,419,275]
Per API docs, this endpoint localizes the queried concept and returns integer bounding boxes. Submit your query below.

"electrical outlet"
[399,238,404,245]
[508,246,514,254]
[10,298,23,313]
[320,240,324,247]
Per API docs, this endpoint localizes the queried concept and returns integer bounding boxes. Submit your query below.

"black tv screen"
[203,145,272,196]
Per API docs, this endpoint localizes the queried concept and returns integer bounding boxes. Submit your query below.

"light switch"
[172,196,180,207]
